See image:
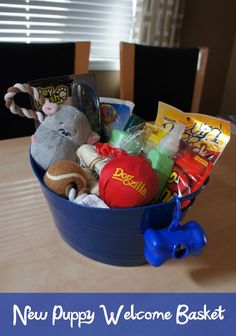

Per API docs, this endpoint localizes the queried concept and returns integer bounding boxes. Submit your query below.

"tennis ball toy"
[44,160,90,198]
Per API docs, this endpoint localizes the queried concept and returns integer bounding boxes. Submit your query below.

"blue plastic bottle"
[147,123,185,200]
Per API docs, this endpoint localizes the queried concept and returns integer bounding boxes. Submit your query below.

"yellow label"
[144,122,167,145]
[112,168,147,196]
[35,84,70,107]
[154,102,231,164]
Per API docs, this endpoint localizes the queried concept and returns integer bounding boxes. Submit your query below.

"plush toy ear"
[87,131,100,145]
[42,101,58,116]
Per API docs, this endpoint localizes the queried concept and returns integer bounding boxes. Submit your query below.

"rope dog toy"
[4,82,100,171]
[4,83,47,123]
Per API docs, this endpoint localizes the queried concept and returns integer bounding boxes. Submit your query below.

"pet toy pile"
[4,79,231,211]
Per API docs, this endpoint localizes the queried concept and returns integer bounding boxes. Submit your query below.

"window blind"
[0,0,135,69]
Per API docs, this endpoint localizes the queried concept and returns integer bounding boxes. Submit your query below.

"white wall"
[220,33,236,116]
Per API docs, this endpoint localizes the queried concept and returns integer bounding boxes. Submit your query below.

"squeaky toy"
[4,83,100,170]
[99,156,159,208]
[44,160,91,198]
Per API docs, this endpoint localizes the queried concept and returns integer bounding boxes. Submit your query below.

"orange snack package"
[155,102,231,204]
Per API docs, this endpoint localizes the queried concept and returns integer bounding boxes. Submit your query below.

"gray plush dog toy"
[4,83,100,170]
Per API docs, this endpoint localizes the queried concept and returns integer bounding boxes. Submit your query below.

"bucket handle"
[144,196,207,267]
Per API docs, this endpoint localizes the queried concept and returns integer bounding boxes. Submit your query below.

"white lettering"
[52,305,95,328]
[176,304,225,325]
[99,304,124,325]
[123,304,172,321]
[13,305,48,326]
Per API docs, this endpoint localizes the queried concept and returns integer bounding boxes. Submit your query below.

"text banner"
[0,293,235,335]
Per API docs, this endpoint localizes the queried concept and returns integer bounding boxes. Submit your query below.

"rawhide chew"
[44,160,89,198]
[99,156,159,208]
[76,144,106,174]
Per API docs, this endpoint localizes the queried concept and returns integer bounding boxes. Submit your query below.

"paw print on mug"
[55,85,69,103]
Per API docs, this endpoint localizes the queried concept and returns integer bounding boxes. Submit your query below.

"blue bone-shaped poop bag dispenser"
[144,196,207,267]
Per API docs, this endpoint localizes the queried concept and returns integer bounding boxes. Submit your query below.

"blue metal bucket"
[30,155,207,266]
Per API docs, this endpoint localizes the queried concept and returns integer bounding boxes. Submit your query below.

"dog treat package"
[155,102,231,164]
[99,97,134,141]
[160,142,214,207]
[155,102,231,203]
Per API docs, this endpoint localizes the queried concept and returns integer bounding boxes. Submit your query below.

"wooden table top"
[0,136,235,292]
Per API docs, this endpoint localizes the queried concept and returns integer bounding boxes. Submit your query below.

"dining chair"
[0,41,91,140]
[120,42,208,121]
